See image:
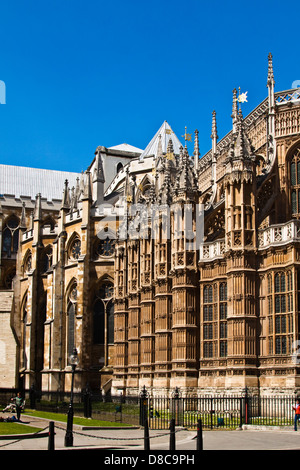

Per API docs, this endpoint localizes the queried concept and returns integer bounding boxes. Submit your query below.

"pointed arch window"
[2,215,20,257]
[22,295,28,369]
[93,281,114,346]
[290,147,300,217]
[67,284,77,358]
[23,251,32,274]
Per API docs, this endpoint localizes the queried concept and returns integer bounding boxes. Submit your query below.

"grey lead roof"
[0,164,82,201]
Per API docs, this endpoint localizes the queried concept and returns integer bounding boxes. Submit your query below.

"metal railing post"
[169,418,175,450]
[144,417,150,450]
[139,386,148,426]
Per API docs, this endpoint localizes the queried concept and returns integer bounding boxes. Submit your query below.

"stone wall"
[0,291,17,388]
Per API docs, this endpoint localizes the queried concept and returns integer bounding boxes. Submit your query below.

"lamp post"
[64,348,78,447]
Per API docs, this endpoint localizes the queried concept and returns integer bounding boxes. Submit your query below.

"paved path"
[1,414,300,451]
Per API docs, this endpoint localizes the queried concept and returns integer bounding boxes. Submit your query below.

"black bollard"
[197,418,203,450]
[144,417,150,450]
[48,421,55,451]
[169,418,176,450]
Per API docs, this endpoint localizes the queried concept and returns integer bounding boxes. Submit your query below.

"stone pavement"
[1,413,300,452]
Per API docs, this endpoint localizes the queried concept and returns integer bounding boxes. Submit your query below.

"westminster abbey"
[1,54,300,397]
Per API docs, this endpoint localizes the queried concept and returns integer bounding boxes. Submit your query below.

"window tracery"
[203,282,227,358]
[67,283,77,358]
[68,237,81,261]
[2,215,20,257]
[267,271,293,356]
[23,251,32,274]
[93,281,114,345]
[95,236,116,258]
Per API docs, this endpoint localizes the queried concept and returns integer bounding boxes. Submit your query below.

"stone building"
[1,53,300,397]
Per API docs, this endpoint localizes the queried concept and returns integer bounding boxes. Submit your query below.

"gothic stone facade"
[1,54,300,396]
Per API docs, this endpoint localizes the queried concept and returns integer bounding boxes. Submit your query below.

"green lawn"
[0,422,42,435]
[23,410,133,427]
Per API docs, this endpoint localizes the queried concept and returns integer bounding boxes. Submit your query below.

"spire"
[34,193,42,221]
[93,149,105,184]
[175,145,197,195]
[157,138,174,205]
[167,137,174,155]
[124,166,132,204]
[231,89,238,134]
[75,177,81,204]
[267,52,275,145]
[20,201,27,229]
[61,179,70,209]
[211,111,218,157]
[193,129,200,171]
[157,134,163,158]
[70,186,76,211]
[267,52,275,88]
[227,107,254,163]
[82,171,92,201]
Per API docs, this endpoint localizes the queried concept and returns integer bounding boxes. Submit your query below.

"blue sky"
[0,0,299,173]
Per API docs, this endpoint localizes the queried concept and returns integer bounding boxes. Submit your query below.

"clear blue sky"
[0,0,299,173]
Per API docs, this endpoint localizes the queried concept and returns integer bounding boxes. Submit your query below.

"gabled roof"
[139,121,183,160]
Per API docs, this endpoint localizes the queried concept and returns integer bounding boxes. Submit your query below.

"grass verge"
[0,422,42,435]
[23,410,133,427]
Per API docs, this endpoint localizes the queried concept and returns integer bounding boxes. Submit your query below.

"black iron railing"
[0,388,297,430]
